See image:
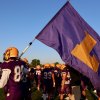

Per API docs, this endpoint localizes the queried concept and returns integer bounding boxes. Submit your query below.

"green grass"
[0,88,43,100]
[0,87,59,100]
[0,87,98,100]
[31,90,42,100]
[0,89,5,100]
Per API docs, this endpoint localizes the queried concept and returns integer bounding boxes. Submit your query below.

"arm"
[52,73,55,87]
[61,72,66,90]
[0,69,11,88]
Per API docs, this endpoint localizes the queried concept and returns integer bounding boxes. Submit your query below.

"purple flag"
[36,2,100,91]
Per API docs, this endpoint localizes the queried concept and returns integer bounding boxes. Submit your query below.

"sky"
[0,0,100,64]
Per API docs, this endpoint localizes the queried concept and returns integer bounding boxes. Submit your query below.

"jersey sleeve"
[0,69,11,88]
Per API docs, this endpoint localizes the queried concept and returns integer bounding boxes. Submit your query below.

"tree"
[30,59,40,67]
[55,62,59,65]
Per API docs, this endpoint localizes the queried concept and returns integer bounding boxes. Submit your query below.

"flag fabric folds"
[36,1,100,91]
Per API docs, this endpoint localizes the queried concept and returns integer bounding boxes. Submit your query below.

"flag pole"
[19,38,36,58]
[19,0,71,59]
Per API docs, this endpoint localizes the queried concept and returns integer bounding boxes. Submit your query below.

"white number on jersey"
[44,72,52,79]
[14,65,23,82]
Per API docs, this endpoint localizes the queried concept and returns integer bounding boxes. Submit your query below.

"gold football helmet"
[36,65,41,69]
[4,47,19,60]
[56,64,61,68]
[44,63,50,68]
[22,58,28,63]
[50,63,55,67]
[60,64,66,70]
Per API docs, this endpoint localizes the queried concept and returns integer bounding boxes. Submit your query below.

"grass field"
[0,89,5,100]
[0,87,98,100]
[0,87,60,100]
[0,88,43,100]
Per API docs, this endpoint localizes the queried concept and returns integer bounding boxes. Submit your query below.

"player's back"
[2,60,26,90]
[42,68,53,81]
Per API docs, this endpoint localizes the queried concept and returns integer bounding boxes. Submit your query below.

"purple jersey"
[35,69,42,78]
[53,67,62,94]
[53,67,61,82]
[34,69,42,85]
[60,68,72,94]
[61,68,71,84]
[1,60,26,100]
[42,68,54,93]
[42,68,53,80]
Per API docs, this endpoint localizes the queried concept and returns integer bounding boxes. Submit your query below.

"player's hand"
[53,82,55,87]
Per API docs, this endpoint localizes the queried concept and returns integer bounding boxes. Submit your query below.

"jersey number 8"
[14,65,23,82]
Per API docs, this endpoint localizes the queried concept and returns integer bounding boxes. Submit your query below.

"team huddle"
[0,46,75,100]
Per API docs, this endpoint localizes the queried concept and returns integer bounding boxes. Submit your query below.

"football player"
[21,58,32,100]
[54,64,62,95]
[0,47,28,100]
[42,63,55,100]
[60,64,75,100]
[34,65,42,91]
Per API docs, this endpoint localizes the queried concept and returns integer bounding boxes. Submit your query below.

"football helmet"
[56,64,61,68]
[44,63,50,68]
[22,58,28,63]
[50,63,55,67]
[60,64,66,70]
[36,65,41,69]
[4,47,19,60]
